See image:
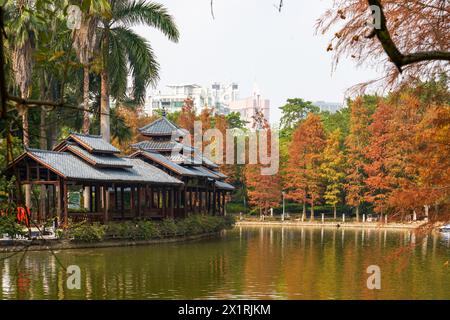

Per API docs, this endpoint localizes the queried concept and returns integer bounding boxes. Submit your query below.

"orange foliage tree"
[344,97,372,220]
[316,0,450,92]
[285,113,326,220]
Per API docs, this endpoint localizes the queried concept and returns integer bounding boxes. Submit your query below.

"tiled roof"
[138,117,189,137]
[26,149,182,185]
[204,167,227,179]
[132,150,198,177]
[191,166,221,179]
[66,145,132,168]
[69,133,120,154]
[215,180,235,191]
[130,140,182,152]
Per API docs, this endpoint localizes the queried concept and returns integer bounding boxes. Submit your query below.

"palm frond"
[108,30,128,101]
[112,26,159,104]
[113,0,179,42]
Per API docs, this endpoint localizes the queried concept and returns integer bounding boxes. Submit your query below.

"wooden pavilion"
[4,117,234,226]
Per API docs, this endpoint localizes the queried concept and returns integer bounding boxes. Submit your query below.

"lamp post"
[282,191,285,222]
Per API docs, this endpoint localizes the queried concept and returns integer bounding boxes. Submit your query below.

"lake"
[1,226,449,299]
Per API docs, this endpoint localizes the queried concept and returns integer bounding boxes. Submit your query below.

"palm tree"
[99,0,179,142]
[72,1,110,134]
[5,0,43,207]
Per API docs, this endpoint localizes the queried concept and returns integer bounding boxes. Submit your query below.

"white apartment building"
[228,83,270,129]
[144,83,239,116]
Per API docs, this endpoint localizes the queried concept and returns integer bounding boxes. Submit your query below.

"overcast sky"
[134,0,383,124]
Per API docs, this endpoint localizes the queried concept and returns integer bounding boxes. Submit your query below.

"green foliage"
[226,202,248,214]
[104,220,160,240]
[0,214,25,239]
[226,112,248,129]
[68,222,106,243]
[65,215,234,242]
[158,218,178,237]
[279,98,320,137]
[320,107,350,139]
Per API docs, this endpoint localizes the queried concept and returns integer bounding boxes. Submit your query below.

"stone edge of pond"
[0,232,221,253]
[235,221,425,229]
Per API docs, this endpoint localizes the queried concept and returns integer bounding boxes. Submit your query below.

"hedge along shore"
[235,220,427,229]
[0,231,222,253]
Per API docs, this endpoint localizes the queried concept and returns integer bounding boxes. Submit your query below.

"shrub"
[158,219,178,237]
[65,215,234,242]
[135,220,160,239]
[0,214,25,239]
[69,223,105,242]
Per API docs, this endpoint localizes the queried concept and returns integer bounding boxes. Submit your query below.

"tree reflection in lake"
[0,226,449,299]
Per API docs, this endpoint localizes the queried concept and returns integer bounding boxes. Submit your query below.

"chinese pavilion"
[4,115,233,226]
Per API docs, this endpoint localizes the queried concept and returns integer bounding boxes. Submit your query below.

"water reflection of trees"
[0,228,449,299]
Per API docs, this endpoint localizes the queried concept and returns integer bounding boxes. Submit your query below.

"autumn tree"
[317,0,450,92]
[285,113,326,220]
[364,100,394,215]
[245,162,282,217]
[344,97,372,220]
[320,128,346,219]
[178,97,196,141]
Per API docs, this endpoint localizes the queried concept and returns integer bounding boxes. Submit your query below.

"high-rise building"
[144,82,239,116]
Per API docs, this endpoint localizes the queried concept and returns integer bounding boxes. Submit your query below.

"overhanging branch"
[367,0,450,72]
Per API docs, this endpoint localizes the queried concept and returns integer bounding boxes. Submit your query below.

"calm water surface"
[1,226,449,299]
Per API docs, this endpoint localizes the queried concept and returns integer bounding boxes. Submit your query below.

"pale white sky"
[134,0,383,124]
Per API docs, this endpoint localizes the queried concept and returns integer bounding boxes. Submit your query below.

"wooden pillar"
[212,184,217,216]
[45,185,50,218]
[130,185,135,214]
[162,188,166,218]
[222,192,226,216]
[136,186,141,219]
[63,180,68,227]
[103,185,109,223]
[170,188,174,218]
[157,188,161,210]
[95,185,100,213]
[150,186,154,209]
[114,185,118,212]
[199,189,203,214]
[120,187,125,219]
[183,188,188,217]
[88,186,93,212]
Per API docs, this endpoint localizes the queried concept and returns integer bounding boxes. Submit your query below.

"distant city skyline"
[133,0,383,124]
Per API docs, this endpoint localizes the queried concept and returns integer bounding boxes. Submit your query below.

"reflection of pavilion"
[5,115,233,226]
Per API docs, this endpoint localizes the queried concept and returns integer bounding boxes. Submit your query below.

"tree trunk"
[82,64,90,134]
[310,199,314,221]
[39,108,47,222]
[302,202,306,221]
[356,205,360,222]
[21,106,31,208]
[39,73,47,223]
[333,204,337,220]
[100,29,110,142]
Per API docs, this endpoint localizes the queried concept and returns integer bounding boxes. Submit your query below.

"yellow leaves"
[327,43,333,52]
